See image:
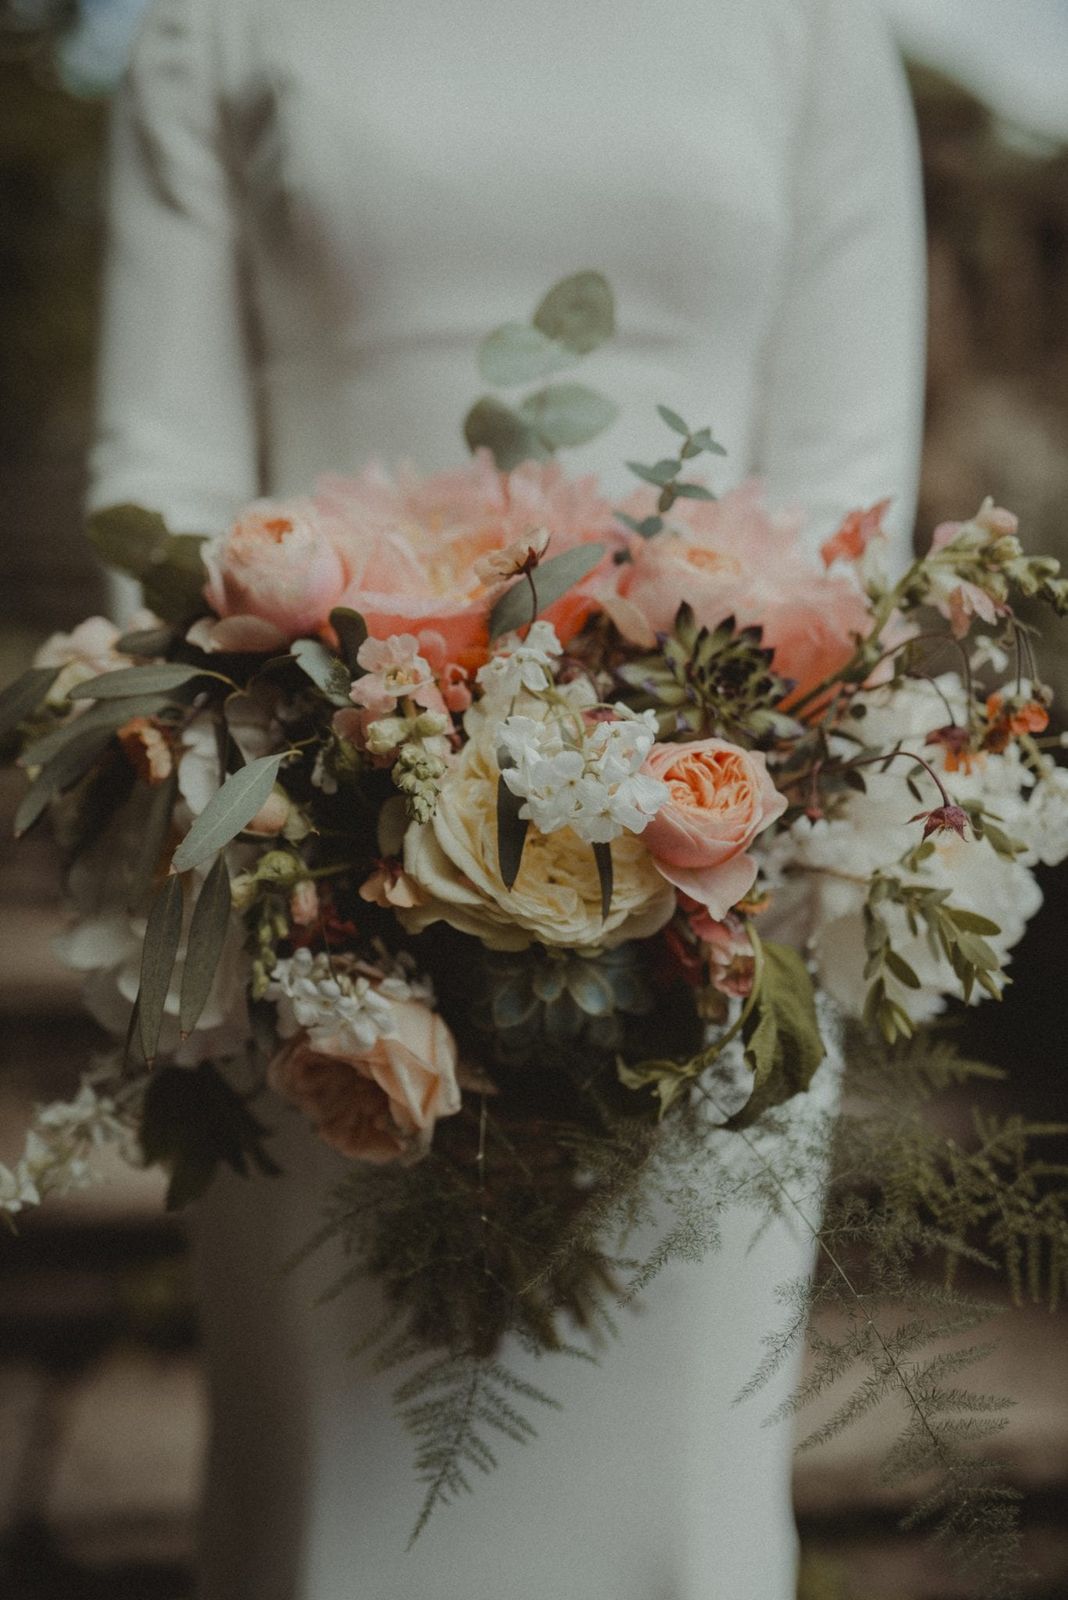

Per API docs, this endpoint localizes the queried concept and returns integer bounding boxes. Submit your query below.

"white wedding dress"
[90,1,925,1595]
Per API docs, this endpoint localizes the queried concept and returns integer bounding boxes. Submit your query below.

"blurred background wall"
[0,4,1066,1599]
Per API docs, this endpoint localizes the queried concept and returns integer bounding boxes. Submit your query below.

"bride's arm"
[753,0,926,567]
[89,0,258,532]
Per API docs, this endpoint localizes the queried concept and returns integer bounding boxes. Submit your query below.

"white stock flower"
[475,621,563,703]
[500,705,667,845]
[0,1082,134,1218]
[763,675,1046,1024]
[266,949,433,1054]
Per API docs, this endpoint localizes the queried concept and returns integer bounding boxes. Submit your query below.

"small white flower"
[266,949,434,1054]
[476,621,563,703]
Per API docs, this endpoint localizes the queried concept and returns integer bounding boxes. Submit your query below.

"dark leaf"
[532,271,615,355]
[14,723,119,837]
[0,666,60,745]
[489,543,605,639]
[21,694,176,768]
[593,841,613,921]
[116,625,178,656]
[496,767,530,890]
[128,771,180,910]
[463,397,550,471]
[171,752,286,873]
[140,1061,280,1211]
[87,503,169,579]
[68,663,211,702]
[726,941,824,1130]
[138,873,184,1062]
[329,607,369,673]
[141,534,209,625]
[179,855,232,1036]
[291,638,353,706]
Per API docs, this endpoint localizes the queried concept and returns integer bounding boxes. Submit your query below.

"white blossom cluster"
[762,675,1068,1024]
[475,621,562,704]
[498,705,668,845]
[0,1082,133,1218]
[266,947,431,1053]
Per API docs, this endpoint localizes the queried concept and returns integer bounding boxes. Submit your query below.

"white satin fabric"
[90,0,925,1594]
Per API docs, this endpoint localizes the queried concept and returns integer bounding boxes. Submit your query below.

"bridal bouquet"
[3,277,1068,1564]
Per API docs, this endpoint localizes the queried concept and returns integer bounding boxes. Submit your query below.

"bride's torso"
[216,0,810,493]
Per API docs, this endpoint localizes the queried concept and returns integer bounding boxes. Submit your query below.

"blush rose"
[640,738,787,919]
[267,999,461,1164]
[199,498,349,649]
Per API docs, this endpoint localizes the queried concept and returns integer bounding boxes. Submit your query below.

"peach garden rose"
[198,498,350,651]
[641,737,787,919]
[268,995,461,1165]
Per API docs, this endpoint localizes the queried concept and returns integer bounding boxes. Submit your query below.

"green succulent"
[475,942,655,1064]
[616,602,795,744]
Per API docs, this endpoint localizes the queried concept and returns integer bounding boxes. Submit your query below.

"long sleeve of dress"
[754,0,926,563]
[88,0,259,532]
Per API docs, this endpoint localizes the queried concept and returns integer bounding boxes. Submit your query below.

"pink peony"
[268,999,460,1164]
[314,452,621,671]
[603,482,871,702]
[641,738,787,919]
[200,499,349,649]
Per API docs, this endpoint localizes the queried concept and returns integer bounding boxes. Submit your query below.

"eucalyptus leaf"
[656,404,689,436]
[116,625,178,656]
[533,271,615,355]
[518,383,619,451]
[68,663,211,702]
[138,872,184,1062]
[672,482,716,502]
[489,543,605,639]
[21,695,176,769]
[87,503,169,579]
[128,771,180,911]
[626,459,678,488]
[329,607,369,673]
[292,638,353,706]
[180,855,232,1036]
[593,841,613,922]
[14,723,120,837]
[496,764,529,890]
[477,322,578,387]
[464,397,550,471]
[0,666,60,745]
[171,753,286,873]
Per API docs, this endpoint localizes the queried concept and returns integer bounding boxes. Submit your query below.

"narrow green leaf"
[943,907,1002,936]
[116,625,178,656]
[593,841,613,921]
[0,666,60,745]
[533,271,615,355]
[179,855,232,1036]
[727,941,824,1130]
[291,638,353,706]
[477,322,578,387]
[656,404,689,436]
[518,383,618,451]
[171,753,286,873]
[138,873,184,1062]
[87,503,168,579]
[329,607,369,673]
[489,543,605,638]
[464,397,550,471]
[128,772,180,910]
[496,764,529,890]
[14,723,118,837]
[885,949,922,989]
[68,663,210,702]
[672,482,716,502]
[20,695,175,769]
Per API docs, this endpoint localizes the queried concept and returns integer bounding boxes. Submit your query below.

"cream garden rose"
[400,728,675,951]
